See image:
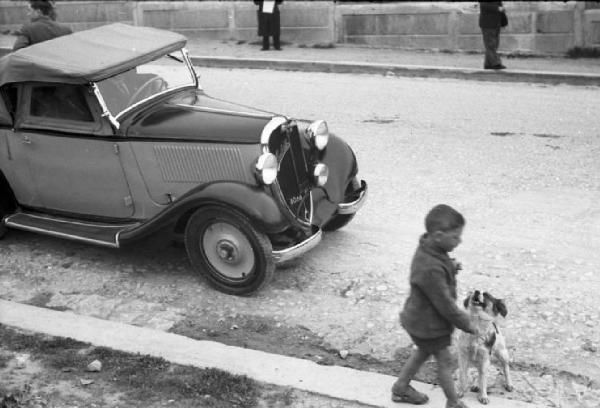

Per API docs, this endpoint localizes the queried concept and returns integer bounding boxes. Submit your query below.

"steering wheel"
[127,77,168,106]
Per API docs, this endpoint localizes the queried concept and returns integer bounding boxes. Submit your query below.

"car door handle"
[22,135,31,144]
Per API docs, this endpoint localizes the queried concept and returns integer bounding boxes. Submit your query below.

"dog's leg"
[476,355,490,404]
[494,343,514,392]
[457,347,469,398]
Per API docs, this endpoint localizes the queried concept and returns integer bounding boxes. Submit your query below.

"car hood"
[125,89,276,143]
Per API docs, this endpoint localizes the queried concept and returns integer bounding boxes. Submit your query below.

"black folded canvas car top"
[0,23,187,87]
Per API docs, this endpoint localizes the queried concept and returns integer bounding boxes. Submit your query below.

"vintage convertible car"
[0,23,367,295]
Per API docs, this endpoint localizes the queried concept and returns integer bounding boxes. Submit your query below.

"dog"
[456,290,513,404]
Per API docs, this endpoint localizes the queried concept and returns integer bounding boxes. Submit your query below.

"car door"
[10,83,134,218]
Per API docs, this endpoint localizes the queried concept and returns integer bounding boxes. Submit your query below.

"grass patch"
[312,42,335,49]
[566,46,600,59]
[0,324,261,407]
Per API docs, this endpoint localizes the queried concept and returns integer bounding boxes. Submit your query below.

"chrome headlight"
[313,163,329,186]
[307,120,329,151]
[256,153,278,185]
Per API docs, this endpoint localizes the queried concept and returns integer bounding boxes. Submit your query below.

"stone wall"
[1,1,599,55]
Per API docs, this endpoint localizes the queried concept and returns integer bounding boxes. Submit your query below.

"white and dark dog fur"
[456,290,513,404]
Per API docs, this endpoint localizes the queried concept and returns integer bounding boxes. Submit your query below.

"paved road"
[1,68,599,407]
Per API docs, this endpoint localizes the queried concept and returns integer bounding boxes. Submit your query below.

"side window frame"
[0,85,17,126]
[16,82,113,135]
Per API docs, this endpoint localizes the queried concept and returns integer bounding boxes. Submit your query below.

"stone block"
[282,27,333,44]
[536,11,573,33]
[143,7,228,30]
[345,34,452,50]
[175,9,229,30]
[584,10,600,46]
[458,35,484,51]
[343,14,376,36]
[174,28,231,40]
[458,13,480,35]
[498,34,530,52]
[593,22,600,45]
[344,12,449,36]
[235,9,258,29]
[281,7,330,28]
[503,13,533,34]
[534,34,574,54]
[0,4,27,25]
[57,2,133,23]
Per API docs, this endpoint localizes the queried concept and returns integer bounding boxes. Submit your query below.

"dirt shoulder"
[1,232,599,408]
[0,324,365,408]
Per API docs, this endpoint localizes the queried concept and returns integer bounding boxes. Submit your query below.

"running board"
[4,212,141,248]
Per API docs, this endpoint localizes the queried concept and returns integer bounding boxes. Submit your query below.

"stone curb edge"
[1,46,598,87]
[189,56,600,87]
[0,299,542,408]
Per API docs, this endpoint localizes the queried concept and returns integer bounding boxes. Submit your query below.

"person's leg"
[261,36,269,50]
[493,27,504,68]
[391,347,430,404]
[482,28,501,68]
[435,347,469,408]
[273,34,281,50]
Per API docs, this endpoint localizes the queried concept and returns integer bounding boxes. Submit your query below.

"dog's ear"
[493,299,508,317]
[463,292,472,309]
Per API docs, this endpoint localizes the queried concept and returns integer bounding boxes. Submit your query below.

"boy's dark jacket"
[400,234,474,339]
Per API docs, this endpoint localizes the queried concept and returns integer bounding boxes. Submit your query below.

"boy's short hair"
[425,204,465,233]
[30,0,54,16]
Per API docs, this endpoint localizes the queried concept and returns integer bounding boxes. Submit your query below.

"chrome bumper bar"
[337,180,368,215]
[273,229,322,264]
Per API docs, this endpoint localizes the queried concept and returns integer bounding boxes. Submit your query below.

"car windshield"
[96,49,196,117]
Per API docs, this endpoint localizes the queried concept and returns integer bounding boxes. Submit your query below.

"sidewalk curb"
[189,56,600,87]
[0,299,542,408]
[1,46,598,87]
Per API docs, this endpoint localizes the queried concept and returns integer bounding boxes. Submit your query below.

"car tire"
[322,177,360,232]
[184,206,274,296]
[0,205,7,240]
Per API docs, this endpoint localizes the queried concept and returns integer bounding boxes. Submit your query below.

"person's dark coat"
[479,1,504,29]
[13,15,72,51]
[400,235,474,340]
[254,0,283,37]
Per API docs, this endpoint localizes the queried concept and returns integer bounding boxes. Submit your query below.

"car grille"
[269,123,313,226]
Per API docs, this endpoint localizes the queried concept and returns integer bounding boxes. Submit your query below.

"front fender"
[311,132,358,227]
[119,181,289,244]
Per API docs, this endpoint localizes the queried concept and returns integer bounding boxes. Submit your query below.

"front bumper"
[337,180,368,215]
[272,228,322,264]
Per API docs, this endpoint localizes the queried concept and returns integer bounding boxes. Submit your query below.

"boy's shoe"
[446,400,470,408]
[391,385,429,404]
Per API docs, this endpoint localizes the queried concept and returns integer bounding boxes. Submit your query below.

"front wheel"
[0,206,7,239]
[184,206,274,296]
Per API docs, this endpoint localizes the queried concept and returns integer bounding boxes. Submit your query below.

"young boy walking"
[392,204,477,408]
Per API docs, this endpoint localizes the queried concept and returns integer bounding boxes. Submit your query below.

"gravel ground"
[1,66,599,408]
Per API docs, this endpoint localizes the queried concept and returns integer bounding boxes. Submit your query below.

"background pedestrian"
[479,1,507,70]
[254,0,283,51]
[13,0,72,51]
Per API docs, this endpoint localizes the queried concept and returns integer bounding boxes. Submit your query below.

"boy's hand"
[469,324,481,337]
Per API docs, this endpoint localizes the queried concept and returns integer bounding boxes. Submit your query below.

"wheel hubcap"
[202,222,255,280]
[216,239,239,263]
